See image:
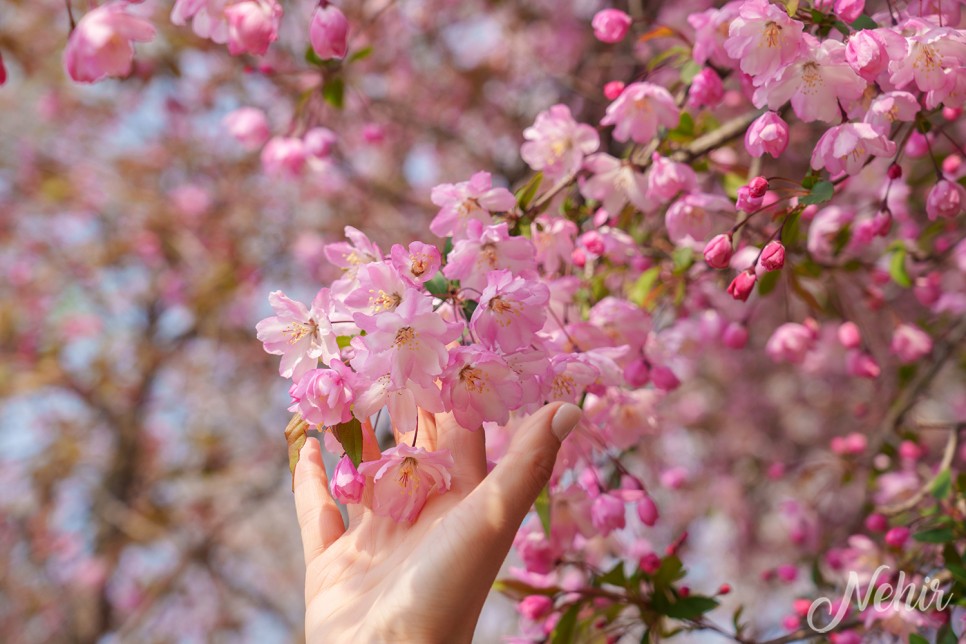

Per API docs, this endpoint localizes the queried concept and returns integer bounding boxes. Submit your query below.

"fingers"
[454,402,581,539]
[435,412,487,492]
[294,438,346,564]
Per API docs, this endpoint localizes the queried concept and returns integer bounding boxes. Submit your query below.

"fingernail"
[551,403,582,442]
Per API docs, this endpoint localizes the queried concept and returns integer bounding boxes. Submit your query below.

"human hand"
[293,402,582,643]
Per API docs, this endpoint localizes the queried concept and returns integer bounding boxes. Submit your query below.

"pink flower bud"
[261,136,307,178]
[223,107,271,149]
[884,526,909,548]
[678,586,690,597]
[310,5,349,60]
[224,0,283,57]
[833,0,865,23]
[748,176,769,198]
[837,321,861,349]
[871,210,892,236]
[830,436,847,455]
[304,127,337,158]
[776,564,798,582]
[636,495,659,526]
[703,233,733,269]
[843,432,867,454]
[651,365,680,391]
[718,583,731,595]
[793,598,813,617]
[864,513,888,532]
[622,358,650,387]
[745,111,789,158]
[736,185,764,212]
[63,4,156,83]
[758,240,785,271]
[579,230,606,256]
[905,132,929,157]
[846,351,880,379]
[330,454,365,504]
[943,154,962,175]
[782,616,800,631]
[845,30,890,82]
[887,163,902,179]
[722,322,748,349]
[571,247,587,268]
[687,68,724,109]
[0,51,6,86]
[890,323,932,363]
[640,552,661,574]
[727,270,757,301]
[829,632,862,644]
[591,9,632,44]
[926,179,965,220]
[518,595,553,621]
[603,80,625,100]
[944,107,963,121]
[898,440,924,461]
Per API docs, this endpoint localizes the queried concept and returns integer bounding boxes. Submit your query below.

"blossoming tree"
[3,0,966,641]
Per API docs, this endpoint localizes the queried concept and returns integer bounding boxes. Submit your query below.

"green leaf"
[284,415,309,491]
[932,468,952,500]
[652,556,685,589]
[664,595,719,619]
[889,246,912,288]
[723,172,745,199]
[782,209,802,246]
[322,77,345,109]
[938,625,958,644]
[629,266,661,308]
[851,14,878,30]
[909,634,930,644]
[305,45,325,67]
[598,562,627,587]
[535,486,552,536]
[680,60,702,84]
[832,20,850,35]
[667,111,696,143]
[424,272,450,297]
[800,180,834,205]
[551,604,580,644]
[462,298,479,321]
[945,560,966,587]
[784,0,799,16]
[333,417,364,467]
[348,45,373,63]
[914,527,955,543]
[493,578,560,599]
[336,335,354,349]
[758,269,781,296]
[672,247,694,274]
[516,172,544,210]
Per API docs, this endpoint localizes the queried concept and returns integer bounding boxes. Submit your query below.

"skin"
[293,402,581,643]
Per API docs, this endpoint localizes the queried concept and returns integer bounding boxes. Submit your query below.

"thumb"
[456,402,582,537]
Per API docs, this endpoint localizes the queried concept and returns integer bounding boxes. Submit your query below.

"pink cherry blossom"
[389,242,442,285]
[429,171,517,238]
[546,354,599,403]
[531,215,577,275]
[766,322,815,364]
[223,107,270,149]
[744,111,790,158]
[471,270,549,352]
[889,21,966,93]
[440,346,522,429]
[590,493,625,535]
[753,38,865,123]
[845,29,904,82]
[724,0,805,83]
[591,9,632,44]
[310,5,349,60]
[357,444,454,523]
[64,4,156,83]
[224,0,282,56]
[579,153,649,214]
[646,153,697,203]
[518,595,553,621]
[521,104,600,181]
[323,226,382,274]
[688,68,724,109]
[925,179,965,220]
[353,292,462,387]
[810,122,896,176]
[846,351,880,379]
[665,193,734,248]
[329,454,365,504]
[890,323,933,363]
[304,127,337,158]
[688,2,742,69]
[287,360,356,427]
[171,0,231,43]
[343,262,414,315]
[863,91,921,134]
[443,221,537,292]
[600,82,679,144]
[256,289,341,381]
[352,369,445,433]
[260,136,307,178]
